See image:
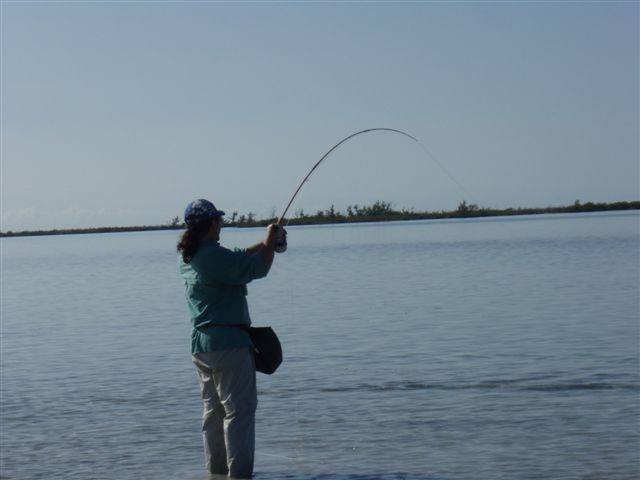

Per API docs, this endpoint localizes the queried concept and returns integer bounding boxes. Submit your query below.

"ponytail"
[177,219,213,263]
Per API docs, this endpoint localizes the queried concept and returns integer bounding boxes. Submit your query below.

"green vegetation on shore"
[2,200,638,238]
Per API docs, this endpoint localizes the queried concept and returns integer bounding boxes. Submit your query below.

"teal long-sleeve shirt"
[179,239,269,355]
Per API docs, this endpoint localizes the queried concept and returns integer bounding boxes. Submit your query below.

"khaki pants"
[192,348,257,479]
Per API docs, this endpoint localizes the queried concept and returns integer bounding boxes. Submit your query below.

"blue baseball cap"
[184,199,225,226]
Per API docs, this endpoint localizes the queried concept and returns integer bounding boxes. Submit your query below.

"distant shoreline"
[1,200,638,238]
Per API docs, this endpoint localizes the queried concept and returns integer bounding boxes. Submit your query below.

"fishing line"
[415,137,472,199]
[277,127,470,225]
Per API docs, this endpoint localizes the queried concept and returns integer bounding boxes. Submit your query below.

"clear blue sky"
[2,1,638,231]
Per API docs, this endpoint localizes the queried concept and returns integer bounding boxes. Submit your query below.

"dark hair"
[177,218,214,263]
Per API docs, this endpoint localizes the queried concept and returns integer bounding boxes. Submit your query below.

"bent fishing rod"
[277,128,419,224]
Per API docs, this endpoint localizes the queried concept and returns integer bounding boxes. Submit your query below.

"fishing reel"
[270,224,287,253]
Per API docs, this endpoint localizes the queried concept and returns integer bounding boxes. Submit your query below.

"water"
[1,212,639,480]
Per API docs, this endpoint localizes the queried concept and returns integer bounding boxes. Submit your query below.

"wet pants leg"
[193,348,257,479]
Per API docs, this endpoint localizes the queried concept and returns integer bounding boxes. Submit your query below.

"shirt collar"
[200,238,220,247]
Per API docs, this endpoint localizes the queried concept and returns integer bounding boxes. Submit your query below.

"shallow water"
[1,212,639,479]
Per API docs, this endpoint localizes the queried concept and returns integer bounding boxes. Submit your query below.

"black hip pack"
[239,325,282,375]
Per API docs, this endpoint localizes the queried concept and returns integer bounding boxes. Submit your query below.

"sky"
[1,1,638,231]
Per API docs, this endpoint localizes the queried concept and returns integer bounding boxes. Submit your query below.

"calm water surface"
[1,212,639,480]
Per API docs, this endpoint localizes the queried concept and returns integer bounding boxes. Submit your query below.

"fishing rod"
[277,128,419,224]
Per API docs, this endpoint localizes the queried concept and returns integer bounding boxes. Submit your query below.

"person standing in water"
[177,199,286,478]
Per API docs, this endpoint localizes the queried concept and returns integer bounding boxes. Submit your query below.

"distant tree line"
[0,224,182,238]
[227,199,640,227]
[2,200,638,237]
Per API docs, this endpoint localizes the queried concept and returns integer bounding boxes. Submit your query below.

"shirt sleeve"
[199,245,269,285]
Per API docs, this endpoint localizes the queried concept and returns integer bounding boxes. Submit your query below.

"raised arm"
[245,224,280,270]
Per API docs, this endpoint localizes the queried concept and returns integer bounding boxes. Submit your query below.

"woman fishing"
[177,198,286,478]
